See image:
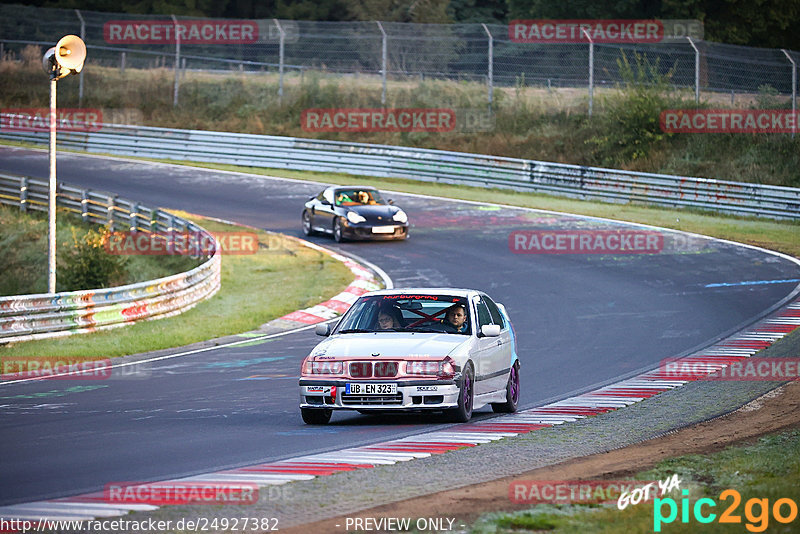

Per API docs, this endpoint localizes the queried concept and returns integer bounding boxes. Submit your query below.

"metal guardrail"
[0,172,222,343]
[1,118,798,219]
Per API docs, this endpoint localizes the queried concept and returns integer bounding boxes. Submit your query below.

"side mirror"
[480,324,501,337]
[388,199,394,205]
[315,323,331,336]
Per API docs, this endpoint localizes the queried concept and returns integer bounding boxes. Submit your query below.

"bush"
[587,51,685,166]
[59,227,128,292]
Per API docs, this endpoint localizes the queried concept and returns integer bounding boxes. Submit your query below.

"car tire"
[333,217,345,243]
[491,361,520,413]
[301,408,332,425]
[447,362,474,423]
[302,210,315,236]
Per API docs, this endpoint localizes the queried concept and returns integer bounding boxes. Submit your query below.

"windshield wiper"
[337,328,373,334]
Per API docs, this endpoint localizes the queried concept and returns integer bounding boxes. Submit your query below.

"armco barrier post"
[20,176,28,212]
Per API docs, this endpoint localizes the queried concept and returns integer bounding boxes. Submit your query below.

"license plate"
[371,226,395,234]
[346,383,397,395]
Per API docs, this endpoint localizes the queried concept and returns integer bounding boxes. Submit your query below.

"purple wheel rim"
[510,365,519,403]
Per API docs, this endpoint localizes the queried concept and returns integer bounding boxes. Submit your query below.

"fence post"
[120,51,126,74]
[581,28,593,117]
[274,19,285,102]
[782,49,797,139]
[75,9,85,106]
[171,15,180,107]
[376,21,387,106]
[482,23,493,108]
[687,37,700,104]
[130,202,139,231]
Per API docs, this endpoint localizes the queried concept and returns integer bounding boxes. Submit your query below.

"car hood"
[310,332,467,359]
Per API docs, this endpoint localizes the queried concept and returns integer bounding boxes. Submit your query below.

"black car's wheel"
[301,210,315,236]
[492,361,520,413]
[447,362,474,423]
[333,217,345,242]
[301,408,332,425]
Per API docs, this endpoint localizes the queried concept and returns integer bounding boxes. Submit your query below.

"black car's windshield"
[334,295,471,335]
[334,189,385,207]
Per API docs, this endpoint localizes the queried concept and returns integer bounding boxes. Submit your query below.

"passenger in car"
[376,306,403,330]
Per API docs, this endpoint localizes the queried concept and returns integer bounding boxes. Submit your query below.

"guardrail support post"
[81,190,89,222]
[274,19,286,102]
[688,37,700,104]
[130,203,139,232]
[782,49,797,139]
[20,176,28,212]
[482,23,493,109]
[581,28,593,117]
[171,15,180,107]
[107,195,116,231]
[376,21,387,106]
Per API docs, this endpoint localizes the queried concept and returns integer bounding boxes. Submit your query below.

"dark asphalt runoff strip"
[0,146,798,513]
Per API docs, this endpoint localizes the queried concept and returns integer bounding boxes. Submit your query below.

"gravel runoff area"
[107,329,800,533]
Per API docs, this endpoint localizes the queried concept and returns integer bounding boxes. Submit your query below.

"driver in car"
[439,303,469,333]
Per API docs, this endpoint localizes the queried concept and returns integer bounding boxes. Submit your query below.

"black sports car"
[301,186,409,242]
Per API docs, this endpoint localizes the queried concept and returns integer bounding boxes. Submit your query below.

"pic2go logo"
[654,489,798,532]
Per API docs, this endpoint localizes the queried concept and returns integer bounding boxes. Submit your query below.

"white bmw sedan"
[299,289,520,424]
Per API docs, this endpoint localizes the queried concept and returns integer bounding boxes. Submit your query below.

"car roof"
[329,185,379,192]
[363,288,482,299]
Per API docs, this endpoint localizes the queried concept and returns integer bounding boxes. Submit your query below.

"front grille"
[374,362,398,377]
[349,362,372,378]
[348,361,399,378]
[342,393,403,405]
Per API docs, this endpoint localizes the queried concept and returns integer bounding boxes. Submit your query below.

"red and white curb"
[2,298,797,523]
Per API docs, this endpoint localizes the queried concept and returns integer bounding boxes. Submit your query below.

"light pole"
[42,35,86,294]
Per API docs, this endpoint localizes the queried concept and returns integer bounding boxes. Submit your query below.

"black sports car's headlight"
[346,211,367,224]
[392,210,408,223]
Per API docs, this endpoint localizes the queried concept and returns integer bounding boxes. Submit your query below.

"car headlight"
[303,360,344,375]
[392,209,408,223]
[346,211,366,224]
[405,356,455,379]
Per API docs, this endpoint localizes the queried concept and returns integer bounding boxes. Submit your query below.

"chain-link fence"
[0,4,797,112]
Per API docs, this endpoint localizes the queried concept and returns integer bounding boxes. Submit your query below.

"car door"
[313,188,336,233]
[472,296,506,395]
[484,296,514,391]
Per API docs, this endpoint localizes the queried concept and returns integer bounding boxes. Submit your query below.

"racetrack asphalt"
[1,146,799,505]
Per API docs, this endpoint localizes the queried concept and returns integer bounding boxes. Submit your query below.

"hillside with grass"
[1,45,798,188]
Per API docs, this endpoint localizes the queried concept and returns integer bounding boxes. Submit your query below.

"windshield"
[334,294,471,335]
[334,189,385,207]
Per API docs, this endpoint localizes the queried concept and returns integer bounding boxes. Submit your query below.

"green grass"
[1,49,799,188]
[0,204,199,295]
[0,213,353,358]
[471,428,800,533]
